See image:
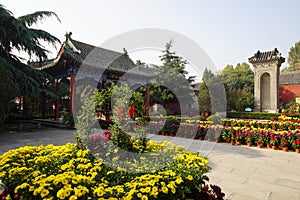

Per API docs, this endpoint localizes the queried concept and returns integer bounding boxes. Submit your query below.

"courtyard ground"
[0,127,299,200]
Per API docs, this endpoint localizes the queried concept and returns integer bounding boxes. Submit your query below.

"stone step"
[30,119,71,129]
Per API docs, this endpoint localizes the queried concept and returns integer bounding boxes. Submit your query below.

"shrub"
[227,111,281,120]
[207,114,222,124]
[162,117,180,135]
[190,115,207,121]
[62,113,74,128]
[0,141,225,199]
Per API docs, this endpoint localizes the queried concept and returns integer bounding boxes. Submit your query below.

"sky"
[2,0,300,81]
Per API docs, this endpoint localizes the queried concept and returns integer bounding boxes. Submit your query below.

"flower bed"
[0,141,224,199]
[147,115,300,153]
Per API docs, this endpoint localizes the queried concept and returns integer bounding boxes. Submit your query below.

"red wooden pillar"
[55,79,60,120]
[69,69,76,115]
[145,84,150,116]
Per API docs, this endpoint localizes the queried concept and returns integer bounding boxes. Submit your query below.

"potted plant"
[221,128,231,143]
[231,134,236,145]
[269,134,279,150]
[245,133,253,146]
[214,131,222,143]
[292,139,300,153]
[280,135,289,152]
[197,125,207,140]
[235,132,244,145]
[256,133,265,148]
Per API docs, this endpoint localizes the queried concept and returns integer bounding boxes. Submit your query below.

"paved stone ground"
[0,128,299,200]
[0,128,75,155]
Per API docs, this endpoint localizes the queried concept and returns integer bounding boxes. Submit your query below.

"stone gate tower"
[248,48,285,113]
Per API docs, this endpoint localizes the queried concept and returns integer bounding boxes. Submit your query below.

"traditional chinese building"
[279,71,300,105]
[248,48,285,112]
[249,48,300,112]
[31,32,151,120]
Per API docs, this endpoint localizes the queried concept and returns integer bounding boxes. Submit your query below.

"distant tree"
[227,89,254,111]
[286,41,300,71]
[221,63,254,93]
[159,40,195,83]
[198,81,211,113]
[198,68,214,113]
[221,63,254,111]
[148,41,195,111]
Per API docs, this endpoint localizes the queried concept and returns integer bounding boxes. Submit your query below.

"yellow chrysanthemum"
[161,186,168,194]
[187,175,193,181]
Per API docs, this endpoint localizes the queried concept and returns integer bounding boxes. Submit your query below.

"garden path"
[148,135,300,200]
[0,128,299,200]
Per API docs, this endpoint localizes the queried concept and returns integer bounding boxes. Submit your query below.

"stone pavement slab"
[0,129,299,199]
[147,135,300,200]
[0,129,75,155]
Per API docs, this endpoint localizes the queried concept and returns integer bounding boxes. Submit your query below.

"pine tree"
[149,41,195,112]
[0,4,60,98]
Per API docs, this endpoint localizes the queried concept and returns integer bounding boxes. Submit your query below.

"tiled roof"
[65,37,136,73]
[29,59,55,68]
[279,71,300,85]
[248,48,285,64]
[30,32,149,75]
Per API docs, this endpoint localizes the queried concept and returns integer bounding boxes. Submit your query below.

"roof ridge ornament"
[64,32,81,54]
[248,48,285,64]
[65,32,72,41]
[123,48,128,55]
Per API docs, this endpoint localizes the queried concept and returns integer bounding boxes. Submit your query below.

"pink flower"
[93,145,100,151]
[103,130,112,140]
[90,134,103,142]
[90,130,112,142]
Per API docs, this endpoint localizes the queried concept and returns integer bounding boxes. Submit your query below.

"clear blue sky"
[2,0,300,80]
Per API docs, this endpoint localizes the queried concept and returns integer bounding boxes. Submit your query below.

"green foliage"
[18,11,61,27]
[207,114,221,124]
[165,117,180,126]
[0,61,20,124]
[0,5,60,60]
[198,69,212,112]
[0,4,60,100]
[286,40,300,71]
[109,84,134,149]
[221,63,254,111]
[190,115,207,121]
[75,86,97,144]
[227,111,281,120]
[160,40,193,81]
[147,40,195,109]
[285,99,300,114]
[129,90,145,118]
[95,83,145,119]
[221,63,254,93]
[62,113,74,128]
[108,84,148,151]
[161,117,180,134]
[227,89,254,111]
[94,83,115,118]
[198,68,226,114]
